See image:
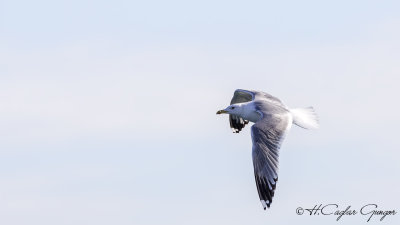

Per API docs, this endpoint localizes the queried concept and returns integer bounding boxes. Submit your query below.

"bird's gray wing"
[251,113,290,209]
[230,89,255,104]
[232,89,284,104]
[229,89,255,133]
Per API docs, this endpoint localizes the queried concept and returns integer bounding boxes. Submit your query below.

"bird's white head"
[216,104,243,116]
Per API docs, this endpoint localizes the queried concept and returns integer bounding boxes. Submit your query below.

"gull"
[216,89,319,209]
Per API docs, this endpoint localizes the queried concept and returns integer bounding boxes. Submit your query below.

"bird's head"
[216,104,242,116]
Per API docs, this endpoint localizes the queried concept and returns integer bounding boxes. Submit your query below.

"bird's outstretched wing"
[229,89,285,133]
[251,112,291,209]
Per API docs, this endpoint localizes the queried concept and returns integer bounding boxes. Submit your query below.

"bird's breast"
[241,109,262,123]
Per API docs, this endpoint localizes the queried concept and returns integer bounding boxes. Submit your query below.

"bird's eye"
[231,106,235,109]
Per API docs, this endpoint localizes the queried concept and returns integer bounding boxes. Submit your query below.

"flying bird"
[216,89,319,209]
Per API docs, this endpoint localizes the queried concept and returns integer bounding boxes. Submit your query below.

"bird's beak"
[216,109,227,114]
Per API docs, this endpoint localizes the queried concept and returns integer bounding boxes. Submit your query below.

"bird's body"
[216,89,318,209]
[232,100,289,123]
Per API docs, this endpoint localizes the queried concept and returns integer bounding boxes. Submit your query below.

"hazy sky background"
[1,0,400,224]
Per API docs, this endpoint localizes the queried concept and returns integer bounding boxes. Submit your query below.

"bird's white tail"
[290,107,319,129]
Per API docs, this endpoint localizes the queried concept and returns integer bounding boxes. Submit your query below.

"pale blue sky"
[1,1,400,224]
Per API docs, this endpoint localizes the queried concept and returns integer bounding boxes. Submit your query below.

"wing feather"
[251,113,290,209]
